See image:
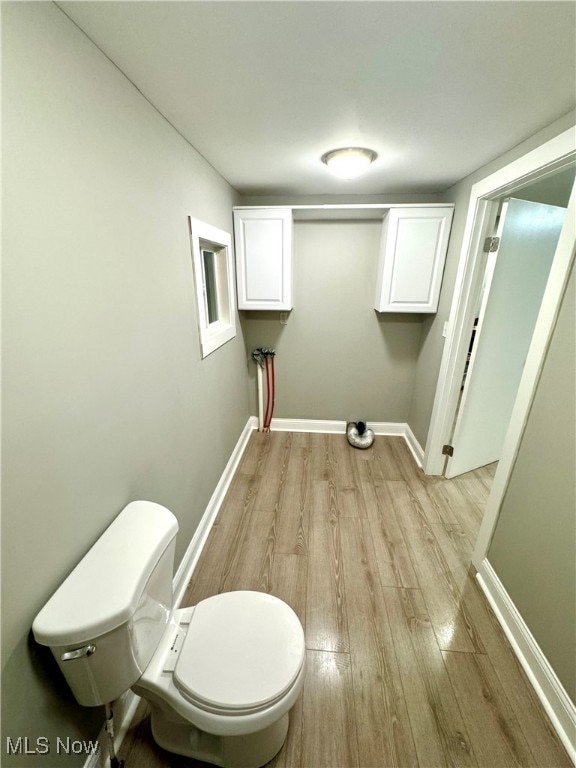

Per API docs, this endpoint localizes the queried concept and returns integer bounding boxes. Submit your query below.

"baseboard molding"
[268,417,348,433]
[172,416,255,606]
[403,424,425,468]
[476,559,576,762]
[269,417,400,434]
[268,418,424,466]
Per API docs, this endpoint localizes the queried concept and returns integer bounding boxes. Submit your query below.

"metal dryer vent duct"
[346,421,375,449]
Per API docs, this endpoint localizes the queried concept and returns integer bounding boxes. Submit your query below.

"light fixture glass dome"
[321,147,377,179]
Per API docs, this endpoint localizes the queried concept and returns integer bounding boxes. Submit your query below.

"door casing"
[423,127,576,564]
[445,198,566,478]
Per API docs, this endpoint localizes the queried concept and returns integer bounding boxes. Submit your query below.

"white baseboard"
[268,417,403,435]
[268,417,346,433]
[476,559,576,762]
[370,421,408,437]
[268,417,424,466]
[403,424,425,467]
[172,416,255,606]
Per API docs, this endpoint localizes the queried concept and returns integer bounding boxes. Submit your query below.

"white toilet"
[33,501,306,768]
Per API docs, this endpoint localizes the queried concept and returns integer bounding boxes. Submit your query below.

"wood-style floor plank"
[305,481,349,653]
[252,431,292,512]
[428,480,484,543]
[236,430,270,475]
[456,575,574,767]
[210,473,262,593]
[270,553,308,630]
[452,470,494,507]
[388,480,486,653]
[475,461,498,488]
[389,435,427,483]
[273,445,311,555]
[301,650,359,768]
[367,481,419,588]
[372,436,405,481]
[118,432,570,768]
[308,432,335,481]
[340,517,419,767]
[289,430,311,449]
[181,522,233,606]
[220,525,274,593]
[429,522,475,578]
[443,650,536,767]
[331,438,368,518]
[384,587,478,767]
[412,477,457,525]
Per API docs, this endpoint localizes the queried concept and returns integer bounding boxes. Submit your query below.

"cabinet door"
[375,207,453,312]
[234,208,293,310]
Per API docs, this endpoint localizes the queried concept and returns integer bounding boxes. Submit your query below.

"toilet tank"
[33,501,179,706]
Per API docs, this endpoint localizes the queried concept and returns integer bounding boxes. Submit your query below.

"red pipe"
[264,355,272,431]
[268,355,276,429]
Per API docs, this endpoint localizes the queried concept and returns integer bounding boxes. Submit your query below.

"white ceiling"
[58,1,575,197]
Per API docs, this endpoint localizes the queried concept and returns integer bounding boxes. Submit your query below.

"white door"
[446,198,566,478]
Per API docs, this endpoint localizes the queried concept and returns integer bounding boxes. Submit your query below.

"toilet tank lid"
[32,501,178,647]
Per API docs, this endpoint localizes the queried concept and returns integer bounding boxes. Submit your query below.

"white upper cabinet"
[374,207,454,313]
[233,208,293,310]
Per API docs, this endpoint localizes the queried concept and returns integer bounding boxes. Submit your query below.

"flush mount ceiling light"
[321,147,377,179]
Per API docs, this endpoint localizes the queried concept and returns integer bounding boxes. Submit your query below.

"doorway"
[445,167,574,478]
[422,126,576,566]
[425,131,576,478]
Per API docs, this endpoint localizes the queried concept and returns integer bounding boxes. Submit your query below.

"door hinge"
[442,444,454,457]
[484,236,500,253]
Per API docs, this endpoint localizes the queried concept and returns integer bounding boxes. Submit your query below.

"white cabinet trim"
[375,207,454,313]
[232,203,454,314]
[234,208,293,310]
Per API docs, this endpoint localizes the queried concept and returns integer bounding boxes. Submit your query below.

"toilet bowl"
[135,593,305,767]
[32,501,306,768]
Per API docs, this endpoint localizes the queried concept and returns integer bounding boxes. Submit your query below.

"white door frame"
[473,183,575,565]
[446,198,567,479]
[422,128,576,563]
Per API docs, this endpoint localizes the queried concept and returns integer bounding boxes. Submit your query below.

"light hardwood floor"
[118,432,570,768]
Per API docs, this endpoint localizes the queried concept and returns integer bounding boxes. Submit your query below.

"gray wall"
[243,220,426,423]
[488,263,575,701]
[514,164,576,208]
[407,111,576,448]
[243,118,575,444]
[3,3,575,763]
[1,3,249,764]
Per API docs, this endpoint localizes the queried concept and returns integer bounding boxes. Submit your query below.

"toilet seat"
[173,591,305,716]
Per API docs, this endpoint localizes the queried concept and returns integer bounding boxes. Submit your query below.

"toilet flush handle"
[61,644,96,661]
